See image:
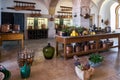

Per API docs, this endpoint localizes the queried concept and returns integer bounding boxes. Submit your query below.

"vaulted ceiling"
[35,0,105,15]
[36,0,104,8]
[25,0,119,16]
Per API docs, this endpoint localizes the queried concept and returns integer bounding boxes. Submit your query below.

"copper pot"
[66,44,73,54]
[75,46,81,52]
[1,24,11,32]
[90,43,95,49]
[103,42,108,48]
[84,45,89,52]
[13,24,20,31]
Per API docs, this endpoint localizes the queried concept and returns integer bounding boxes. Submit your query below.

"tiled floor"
[1,38,120,80]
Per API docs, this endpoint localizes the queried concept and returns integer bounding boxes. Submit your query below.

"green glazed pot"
[43,43,55,59]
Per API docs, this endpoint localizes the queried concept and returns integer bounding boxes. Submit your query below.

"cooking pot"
[1,24,11,32]
[13,24,20,31]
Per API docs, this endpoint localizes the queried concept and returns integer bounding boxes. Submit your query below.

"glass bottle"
[43,43,55,59]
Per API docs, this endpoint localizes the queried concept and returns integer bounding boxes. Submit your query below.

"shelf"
[60,6,72,9]
[7,7,41,11]
[7,0,41,13]
[14,1,36,4]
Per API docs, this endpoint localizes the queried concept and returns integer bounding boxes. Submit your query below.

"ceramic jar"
[43,43,55,59]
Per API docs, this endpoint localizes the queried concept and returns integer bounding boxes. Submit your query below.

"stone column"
[80,0,91,28]
[48,7,56,38]
[72,0,81,27]
[48,20,55,38]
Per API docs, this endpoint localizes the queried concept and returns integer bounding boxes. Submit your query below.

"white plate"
[0,72,5,80]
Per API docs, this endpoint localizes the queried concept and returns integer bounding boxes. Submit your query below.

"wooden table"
[0,33,24,48]
[55,33,120,59]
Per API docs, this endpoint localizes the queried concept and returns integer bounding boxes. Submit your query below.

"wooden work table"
[55,33,120,59]
[0,33,24,48]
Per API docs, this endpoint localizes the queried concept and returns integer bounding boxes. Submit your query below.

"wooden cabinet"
[27,29,48,39]
[55,33,120,59]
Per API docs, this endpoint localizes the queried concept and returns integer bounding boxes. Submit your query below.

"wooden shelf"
[14,1,36,4]
[57,11,72,14]
[7,7,41,11]
[60,6,72,9]
[7,0,41,12]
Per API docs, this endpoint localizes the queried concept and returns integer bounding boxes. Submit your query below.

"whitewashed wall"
[55,0,72,15]
[72,0,81,27]
[99,0,115,29]
[1,0,48,14]
[90,2,98,27]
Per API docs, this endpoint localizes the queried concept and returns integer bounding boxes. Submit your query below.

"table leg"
[56,42,58,56]
[118,35,120,49]
[21,39,24,49]
[64,44,67,60]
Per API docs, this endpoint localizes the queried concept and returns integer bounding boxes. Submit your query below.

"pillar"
[72,0,81,27]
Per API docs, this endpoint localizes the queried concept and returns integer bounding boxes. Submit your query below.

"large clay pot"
[43,43,55,59]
